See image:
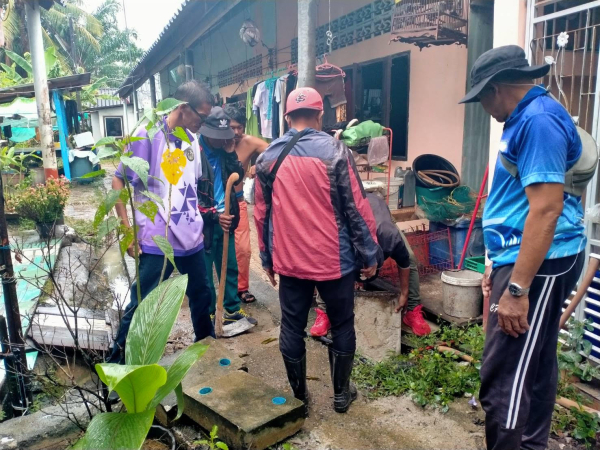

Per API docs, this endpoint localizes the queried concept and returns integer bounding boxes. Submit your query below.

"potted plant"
[15,177,70,238]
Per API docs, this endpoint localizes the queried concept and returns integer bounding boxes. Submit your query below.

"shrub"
[14,176,70,223]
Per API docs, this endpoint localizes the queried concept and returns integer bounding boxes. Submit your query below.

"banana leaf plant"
[73,99,209,449]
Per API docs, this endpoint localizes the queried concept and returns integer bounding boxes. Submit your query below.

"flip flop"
[238,291,256,304]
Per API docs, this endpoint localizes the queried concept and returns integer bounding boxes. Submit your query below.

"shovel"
[214,173,255,338]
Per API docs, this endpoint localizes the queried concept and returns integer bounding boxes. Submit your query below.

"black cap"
[199,106,235,140]
[459,45,550,104]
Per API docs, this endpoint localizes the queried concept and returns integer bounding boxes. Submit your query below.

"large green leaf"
[155,98,186,116]
[44,47,57,76]
[79,169,105,179]
[173,383,185,421]
[148,341,209,414]
[96,146,118,160]
[172,127,191,145]
[151,235,175,268]
[94,136,117,148]
[96,363,167,413]
[93,203,107,228]
[126,276,189,366]
[72,410,154,450]
[120,156,149,189]
[119,226,135,256]
[140,190,164,208]
[104,189,123,212]
[136,201,158,224]
[97,217,121,241]
[5,49,32,76]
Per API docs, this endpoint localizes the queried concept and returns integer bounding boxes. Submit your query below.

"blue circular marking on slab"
[272,397,287,405]
[219,358,231,367]
[199,387,212,395]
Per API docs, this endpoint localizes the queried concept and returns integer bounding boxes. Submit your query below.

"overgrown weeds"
[353,322,600,448]
[352,325,484,412]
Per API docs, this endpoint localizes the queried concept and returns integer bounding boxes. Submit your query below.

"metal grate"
[530,4,600,133]
[529,0,600,358]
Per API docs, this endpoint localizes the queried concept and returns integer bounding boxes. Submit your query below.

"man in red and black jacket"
[254,87,382,416]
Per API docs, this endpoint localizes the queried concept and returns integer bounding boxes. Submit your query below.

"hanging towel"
[245,88,260,137]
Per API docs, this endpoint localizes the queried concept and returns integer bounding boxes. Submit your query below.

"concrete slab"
[156,337,246,426]
[185,371,305,450]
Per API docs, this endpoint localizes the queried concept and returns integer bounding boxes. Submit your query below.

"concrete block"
[156,337,246,426]
[185,371,305,450]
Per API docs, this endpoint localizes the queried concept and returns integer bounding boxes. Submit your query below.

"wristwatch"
[508,282,530,297]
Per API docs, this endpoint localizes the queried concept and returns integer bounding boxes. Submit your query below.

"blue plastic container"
[429,220,485,269]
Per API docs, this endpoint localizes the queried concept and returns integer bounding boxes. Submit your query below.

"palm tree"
[1,0,103,72]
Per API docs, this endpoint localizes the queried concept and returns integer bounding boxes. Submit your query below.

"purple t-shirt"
[116,125,204,257]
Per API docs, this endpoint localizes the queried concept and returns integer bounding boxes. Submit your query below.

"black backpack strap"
[265,129,309,194]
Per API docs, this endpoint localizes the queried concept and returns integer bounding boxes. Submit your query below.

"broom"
[214,173,240,338]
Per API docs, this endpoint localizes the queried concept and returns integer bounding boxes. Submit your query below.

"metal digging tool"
[214,173,255,338]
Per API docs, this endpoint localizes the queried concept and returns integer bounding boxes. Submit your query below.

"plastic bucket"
[375,177,404,209]
[412,154,459,188]
[441,270,483,318]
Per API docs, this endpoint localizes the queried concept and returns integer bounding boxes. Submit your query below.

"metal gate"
[527,0,600,363]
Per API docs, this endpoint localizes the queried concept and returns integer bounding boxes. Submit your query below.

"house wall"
[488,0,528,188]
[90,105,136,142]
[160,0,468,173]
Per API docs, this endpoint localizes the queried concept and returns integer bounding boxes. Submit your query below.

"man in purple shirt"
[107,80,214,364]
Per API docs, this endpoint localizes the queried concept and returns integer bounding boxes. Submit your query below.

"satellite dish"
[240,19,261,48]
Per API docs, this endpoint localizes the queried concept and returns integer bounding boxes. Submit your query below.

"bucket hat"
[459,45,550,104]
[199,106,235,140]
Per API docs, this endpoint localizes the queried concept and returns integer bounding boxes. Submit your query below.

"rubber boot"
[328,347,357,413]
[282,353,309,417]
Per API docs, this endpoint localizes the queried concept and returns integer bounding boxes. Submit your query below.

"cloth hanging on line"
[253,78,276,139]
[278,75,288,137]
[65,100,80,134]
[245,88,260,137]
[315,68,347,108]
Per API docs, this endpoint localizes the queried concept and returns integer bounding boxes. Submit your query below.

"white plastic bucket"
[374,177,404,209]
[441,270,483,318]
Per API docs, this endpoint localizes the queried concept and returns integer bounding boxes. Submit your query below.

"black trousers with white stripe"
[480,252,583,450]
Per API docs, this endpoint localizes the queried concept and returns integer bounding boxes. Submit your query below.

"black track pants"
[480,253,583,450]
[279,272,356,360]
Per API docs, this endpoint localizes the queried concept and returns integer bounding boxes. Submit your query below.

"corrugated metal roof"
[86,88,124,110]
[0,73,92,103]
[117,0,192,98]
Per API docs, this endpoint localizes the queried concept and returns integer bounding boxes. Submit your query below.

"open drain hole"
[219,358,231,367]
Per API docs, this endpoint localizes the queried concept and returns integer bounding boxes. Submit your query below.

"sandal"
[238,291,256,304]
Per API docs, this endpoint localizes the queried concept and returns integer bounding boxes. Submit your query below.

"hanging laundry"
[253,78,276,139]
[315,68,347,108]
[271,77,286,139]
[65,100,80,134]
[245,87,260,137]
[278,74,288,137]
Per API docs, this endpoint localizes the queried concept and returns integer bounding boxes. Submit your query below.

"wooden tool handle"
[214,173,240,338]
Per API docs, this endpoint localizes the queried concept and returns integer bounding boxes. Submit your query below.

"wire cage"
[405,228,454,276]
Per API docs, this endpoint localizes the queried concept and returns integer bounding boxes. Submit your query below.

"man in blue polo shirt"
[460,45,585,450]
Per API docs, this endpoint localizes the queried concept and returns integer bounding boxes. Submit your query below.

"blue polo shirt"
[483,86,586,267]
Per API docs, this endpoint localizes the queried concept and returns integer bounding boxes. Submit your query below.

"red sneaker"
[403,305,432,336]
[310,308,331,337]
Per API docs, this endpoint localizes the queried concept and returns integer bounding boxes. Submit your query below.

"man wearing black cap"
[461,45,585,449]
[198,106,256,326]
